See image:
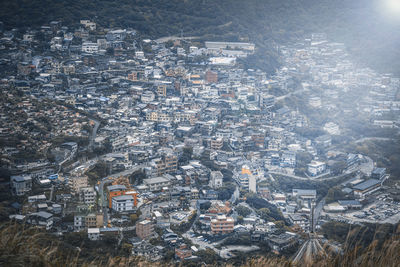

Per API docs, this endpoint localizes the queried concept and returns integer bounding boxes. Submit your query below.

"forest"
[1,0,399,75]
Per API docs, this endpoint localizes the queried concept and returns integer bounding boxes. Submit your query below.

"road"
[313,198,325,232]
[275,88,307,101]
[155,36,200,43]
[89,120,100,150]
[98,165,146,226]
[230,185,240,203]
[293,238,325,264]
[269,169,354,182]
[354,137,393,144]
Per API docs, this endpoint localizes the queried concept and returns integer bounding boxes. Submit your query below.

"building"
[205,70,218,83]
[107,185,138,209]
[69,176,89,192]
[74,213,104,230]
[27,211,53,230]
[210,215,234,234]
[205,41,255,51]
[108,184,127,208]
[175,244,192,260]
[136,219,155,240]
[82,42,99,53]
[157,84,167,97]
[371,168,386,180]
[307,160,326,176]
[151,154,178,176]
[11,175,32,196]
[209,171,223,188]
[281,151,296,168]
[111,195,135,212]
[143,176,171,192]
[79,187,96,204]
[210,137,223,150]
[292,189,317,202]
[353,179,382,198]
[88,228,100,240]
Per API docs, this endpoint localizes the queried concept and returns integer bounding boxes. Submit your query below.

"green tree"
[236,205,252,217]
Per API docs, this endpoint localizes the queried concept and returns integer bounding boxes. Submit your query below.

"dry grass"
[0,222,399,267]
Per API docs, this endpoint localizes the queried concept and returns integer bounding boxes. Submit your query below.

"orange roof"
[241,168,252,175]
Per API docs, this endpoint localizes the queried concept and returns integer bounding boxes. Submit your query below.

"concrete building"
[143,176,171,192]
[211,215,234,234]
[11,175,32,196]
[307,160,326,176]
[353,179,382,198]
[136,219,155,240]
[88,228,100,240]
[111,195,135,212]
[209,171,223,188]
[210,137,223,150]
[79,187,96,204]
[82,42,99,53]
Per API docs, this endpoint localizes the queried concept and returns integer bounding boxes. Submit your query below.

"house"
[132,240,164,262]
[11,175,32,196]
[175,244,192,260]
[267,232,297,253]
[27,211,53,230]
[288,214,309,231]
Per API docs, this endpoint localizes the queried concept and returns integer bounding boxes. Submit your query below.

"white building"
[88,228,100,240]
[307,160,326,176]
[143,177,170,192]
[141,90,155,103]
[82,42,99,53]
[323,122,340,135]
[111,195,135,212]
[209,171,223,189]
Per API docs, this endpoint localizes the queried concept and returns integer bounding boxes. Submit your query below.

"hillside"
[1,0,400,75]
[0,221,399,266]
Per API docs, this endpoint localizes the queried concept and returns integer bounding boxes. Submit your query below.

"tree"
[106,47,114,55]
[130,214,139,224]
[236,206,252,217]
[325,187,346,204]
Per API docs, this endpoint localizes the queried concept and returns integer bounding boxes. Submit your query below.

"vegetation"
[246,195,285,222]
[2,1,400,75]
[85,161,108,186]
[236,206,252,217]
[0,221,400,266]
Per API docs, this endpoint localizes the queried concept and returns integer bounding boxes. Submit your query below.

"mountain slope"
[1,0,399,75]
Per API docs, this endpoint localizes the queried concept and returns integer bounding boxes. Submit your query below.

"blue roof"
[353,179,381,191]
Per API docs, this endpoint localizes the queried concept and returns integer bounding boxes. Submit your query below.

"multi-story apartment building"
[211,215,234,234]
[11,175,32,196]
[136,219,154,239]
[111,195,135,212]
